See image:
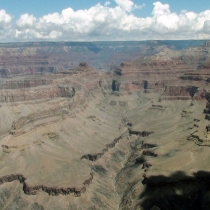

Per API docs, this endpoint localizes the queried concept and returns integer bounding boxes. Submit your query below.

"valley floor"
[0,89,209,210]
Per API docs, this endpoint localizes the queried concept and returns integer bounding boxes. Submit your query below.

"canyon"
[0,40,210,209]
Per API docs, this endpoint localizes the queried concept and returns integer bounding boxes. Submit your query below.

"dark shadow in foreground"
[139,171,210,210]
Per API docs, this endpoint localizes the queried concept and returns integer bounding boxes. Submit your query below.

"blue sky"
[0,0,210,41]
[1,0,209,19]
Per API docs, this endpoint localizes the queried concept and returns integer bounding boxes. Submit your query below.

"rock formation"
[0,41,210,209]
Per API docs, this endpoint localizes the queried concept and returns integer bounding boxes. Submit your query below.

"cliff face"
[0,86,75,103]
[109,44,210,103]
[0,173,93,197]
[0,79,52,89]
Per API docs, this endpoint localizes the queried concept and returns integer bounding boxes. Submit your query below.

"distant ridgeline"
[0,40,208,77]
[0,40,208,49]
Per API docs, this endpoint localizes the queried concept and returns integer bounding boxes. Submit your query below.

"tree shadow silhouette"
[139,171,210,210]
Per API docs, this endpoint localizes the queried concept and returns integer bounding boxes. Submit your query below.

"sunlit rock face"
[0,41,210,209]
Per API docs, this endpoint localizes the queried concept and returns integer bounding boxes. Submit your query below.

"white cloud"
[114,0,144,12]
[105,1,110,6]
[204,20,210,32]
[150,1,210,37]
[0,1,210,41]
[16,14,36,29]
[152,1,170,16]
[114,0,134,12]
[0,10,12,29]
[152,2,180,33]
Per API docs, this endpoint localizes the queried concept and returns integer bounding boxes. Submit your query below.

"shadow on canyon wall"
[139,171,210,210]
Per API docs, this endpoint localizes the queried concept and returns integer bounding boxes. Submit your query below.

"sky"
[0,0,210,42]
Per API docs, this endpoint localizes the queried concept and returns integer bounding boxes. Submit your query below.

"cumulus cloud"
[152,1,170,16]
[114,0,134,12]
[16,14,36,29]
[0,10,12,29]
[1,1,210,41]
[114,0,144,12]
[150,1,210,36]
[0,10,12,41]
[204,20,210,32]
